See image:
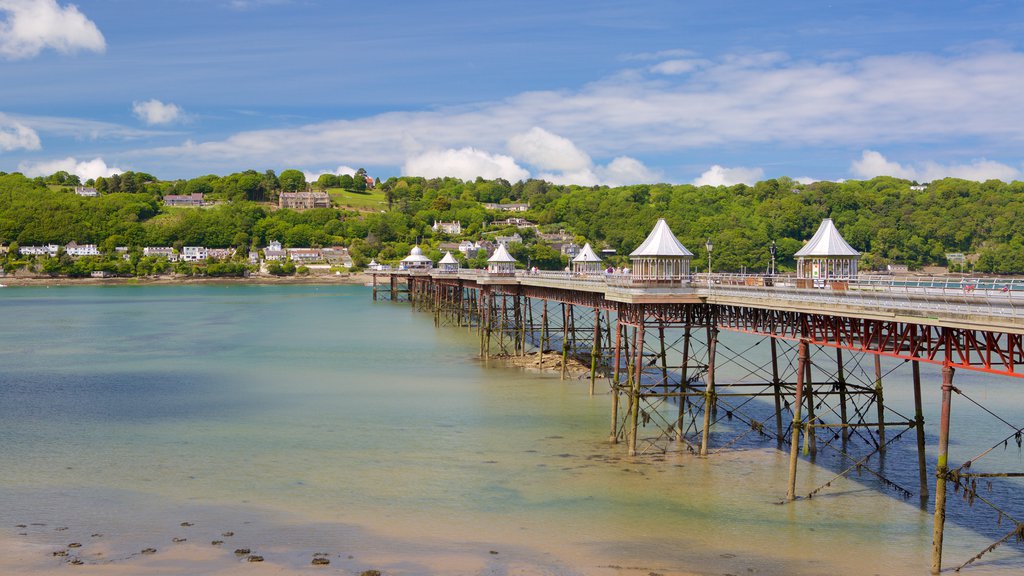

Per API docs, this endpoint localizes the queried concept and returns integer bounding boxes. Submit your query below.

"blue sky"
[2,0,1024,185]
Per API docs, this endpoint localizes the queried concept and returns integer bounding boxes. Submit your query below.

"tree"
[279,169,306,192]
[316,173,339,191]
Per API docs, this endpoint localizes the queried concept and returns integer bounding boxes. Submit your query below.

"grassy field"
[326,187,387,211]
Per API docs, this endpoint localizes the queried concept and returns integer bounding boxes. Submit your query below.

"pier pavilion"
[794,218,861,285]
[571,243,603,275]
[628,218,693,282]
[372,217,1024,575]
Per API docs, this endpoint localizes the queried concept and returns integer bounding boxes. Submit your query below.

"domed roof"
[794,219,860,257]
[630,218,693,258]
[573,243,602,263]
[401,245,433,263]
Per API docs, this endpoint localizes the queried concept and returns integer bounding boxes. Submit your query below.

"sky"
[2,0,1024,186]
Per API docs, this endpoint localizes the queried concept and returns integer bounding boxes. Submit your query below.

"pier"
[372,219,1024,574]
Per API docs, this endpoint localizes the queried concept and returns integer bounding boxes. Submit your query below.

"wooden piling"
[802,352,817,457]
[874,354,887,454]
[931,364,955,574]
[590,307,601,395]
[770,337,783,445]
[629,319,645,456]
[787,339,809,501]
[677,323,691,442]
[836,348,849,442]
[609,318,623,443]
[912,355,928,500]
[699,325,718,456]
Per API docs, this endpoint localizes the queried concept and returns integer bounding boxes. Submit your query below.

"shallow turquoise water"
[0,284,1020,574]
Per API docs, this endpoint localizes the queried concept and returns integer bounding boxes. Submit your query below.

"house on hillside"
[144,247,178,261]
[65,242,100,257]
[75,186,98,197]
[181,246,208,262]
[279,191,331,210]
[483,202,529,212]
[432,221,462,235]
[164,193,204,207]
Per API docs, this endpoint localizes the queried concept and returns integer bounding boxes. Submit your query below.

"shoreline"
[0,272,375,288]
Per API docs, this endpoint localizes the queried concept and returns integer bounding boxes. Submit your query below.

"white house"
[65,242,101,257]
[181,246,208,262]
[432,221,462,235]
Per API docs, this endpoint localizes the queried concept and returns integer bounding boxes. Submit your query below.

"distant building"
[279,191,331,210]
[537,229,573,243]
[321,246,352,266]
[263,240,286,261]
[558,242,581,258]
[65,242,100,257]
[483,202,529,212]
[144,247,178,261]
[74,186,98,197]
[495,233,522,247]
[886,264,909,274]
[20,244,60,257]
[432,221,462,235]
[164,193,204,207]
[910,184,927,191]
[206,248,236,260]
[287,248,323,262]
[491,217,536,229]
[181,246,208,262]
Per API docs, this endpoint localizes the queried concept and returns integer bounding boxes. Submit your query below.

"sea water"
[0,284,1021,575]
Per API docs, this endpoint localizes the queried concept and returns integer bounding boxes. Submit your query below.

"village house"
[65,242,101,257]
[163,193,204,207]
[321,246,353,267]
[74,186,98,197]
[558,242,581,258]
[491,217,536,230]
[279,191,331,210]
[483,202,529,212]
[206,248,236,260]
[457,240,478,256]
[495,233,522,247]
[287,248,323,263]
[432,220,462,235]
[181,246,208,262]
[263,240,287,261]
[19,244,60,257]
[537,229,573,243]
[143,247,178,261]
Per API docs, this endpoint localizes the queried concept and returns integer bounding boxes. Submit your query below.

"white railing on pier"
[380,268,1024,320]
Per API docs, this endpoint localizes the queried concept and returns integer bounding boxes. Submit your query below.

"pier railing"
[386,268,1024,321]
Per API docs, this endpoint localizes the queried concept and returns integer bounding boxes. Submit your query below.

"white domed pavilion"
[487,243,517,275]
[400,245,433,271]
[437,251,460,273]
[794,218,861,282]
[572,243,603,275]
[629,219,693,283]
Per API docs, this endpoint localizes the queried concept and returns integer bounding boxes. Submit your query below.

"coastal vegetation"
[2,169,1024,276]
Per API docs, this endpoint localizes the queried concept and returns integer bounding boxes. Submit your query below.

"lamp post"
[705,237,713,290]
[770,240,777,276]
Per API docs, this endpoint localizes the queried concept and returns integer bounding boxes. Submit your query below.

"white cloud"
[693,165,765,186]
[597,156,661,186]
[649,59,706,75]
[402,148,529,181]
[0,0,105,59]
[850,150,1020,182]
[507,127,592,172]
[133,48,1024,182]
[18,156,123,180]
[303,165,356,183]
[132,99,184,126]
[0,117,41,151]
